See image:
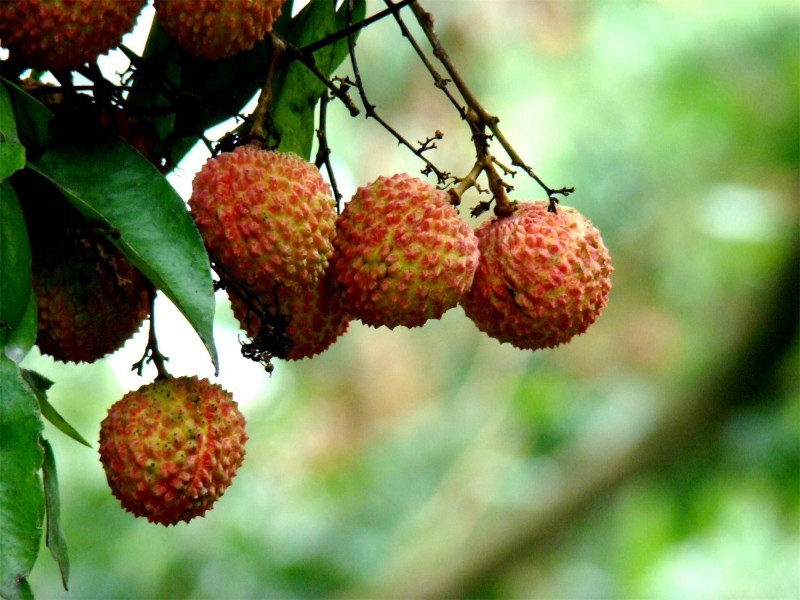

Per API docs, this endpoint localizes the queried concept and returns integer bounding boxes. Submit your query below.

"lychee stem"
[405,1,573,213]
[314,91,344,213]
[248,34,285,147]
[131,284,170,379]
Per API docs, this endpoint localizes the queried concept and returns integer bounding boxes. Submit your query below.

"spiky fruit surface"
[0,0,145,71]
[98,376,247,526]
[155,0,285,60]
[189,146,336,293]
[229,266,350,361]
[32,234,149,363]
[333,174,479,329]
[17,174,149,363]
[461,201,613,350]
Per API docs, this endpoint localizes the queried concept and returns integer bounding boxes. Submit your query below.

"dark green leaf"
[3,287,36,364]
[28,137,219,373]
[22,369,91,448]
[41,438,70,590]
[1,78,53,157]
[0,82,26,180]
[0,355,44,600]
[0,180,32,336]
[272,0,366,158]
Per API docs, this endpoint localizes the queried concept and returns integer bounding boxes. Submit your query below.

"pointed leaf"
[0,355,44,600]
[41,438,70,590]
[28,137,219,373]
[22,370,91,448]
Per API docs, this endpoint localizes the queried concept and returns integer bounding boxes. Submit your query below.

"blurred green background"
[23,0,799,598]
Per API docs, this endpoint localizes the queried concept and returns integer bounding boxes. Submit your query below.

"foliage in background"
[1,0,798,599]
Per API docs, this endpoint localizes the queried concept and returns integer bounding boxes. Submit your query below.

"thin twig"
[131,285,170,379]
[302,0,418,55]
[345,0,452,185]
[407,0,573,212]
[277,31,360,117]
[315,91,344,213]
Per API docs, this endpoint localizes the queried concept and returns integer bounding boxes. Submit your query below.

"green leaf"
[0,82,26,181]
[0,180,32,337]
[41,438,70,591]
[22,369,91,448]
[3,287,36,364]
[1,78,53,157]
[0,355,45,600]
[272,0,367,158]
[28,137,219,373]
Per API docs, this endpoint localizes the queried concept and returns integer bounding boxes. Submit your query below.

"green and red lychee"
[17,174,149,363]
[0,0,146,71]
[228,265,350,361]
[155,0,286,60]
[98,376,248,526]
[461,200,613,350]
[333,174,479,329]
[189,145,337,293]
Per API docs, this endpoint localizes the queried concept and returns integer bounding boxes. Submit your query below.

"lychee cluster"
[0,0,146,71]
[98,376,247,526]
[189,146,612,360]
[188,148,485,360]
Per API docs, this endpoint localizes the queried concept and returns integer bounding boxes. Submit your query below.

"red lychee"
[188,145,336,293]
[0,0,146,71]
[228,265,350,361]
[461,201,613,350]
[98,376,248,526]
[155,0,286,60]
[17,173,149,363]
[333,174,479,329]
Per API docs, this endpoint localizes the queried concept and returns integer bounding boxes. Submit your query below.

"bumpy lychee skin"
[33,234,149,363]
[98,376,247,526]
[189,145,336,292]
[0,0,146,71]
[229,266,350,361]
[333,174,479,329]
[18,176,149,363]
[155,0,285,60]
[461,201,613,350]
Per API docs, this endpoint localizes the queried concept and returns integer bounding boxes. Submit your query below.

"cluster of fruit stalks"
[2,0,612,525]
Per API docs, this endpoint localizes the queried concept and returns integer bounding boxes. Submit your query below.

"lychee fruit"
[17,174,149,363]
[98,376,248,526]
[0,0,146,71]
[228,265,350,361]
[155,0,286,60]
[461,200,613,350]
[333,174,479,329]
[189,145,336,293]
